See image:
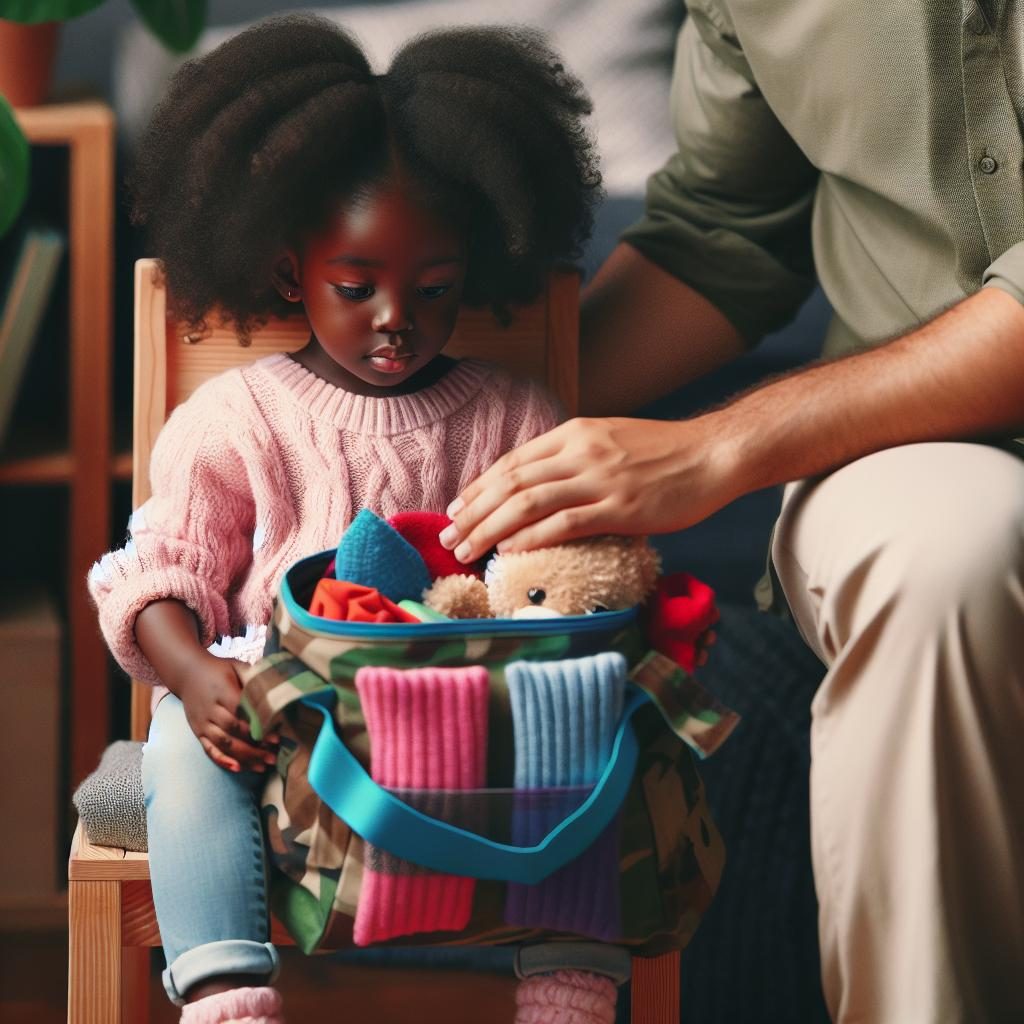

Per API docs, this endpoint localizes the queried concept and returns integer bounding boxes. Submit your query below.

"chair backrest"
[129,257,580,740]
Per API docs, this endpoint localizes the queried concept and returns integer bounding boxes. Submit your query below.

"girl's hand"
[440,416,740,562]
[176,653,280,774]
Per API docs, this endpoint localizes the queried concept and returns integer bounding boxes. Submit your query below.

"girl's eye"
[334,284,374,301]
[417,284,452,299]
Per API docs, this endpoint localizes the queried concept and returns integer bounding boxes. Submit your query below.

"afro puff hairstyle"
[128,13,603,338]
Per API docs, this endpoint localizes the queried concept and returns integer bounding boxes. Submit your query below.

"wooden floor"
[1,929,518,1023]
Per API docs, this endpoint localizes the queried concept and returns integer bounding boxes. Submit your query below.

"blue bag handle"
[299,686,651,885]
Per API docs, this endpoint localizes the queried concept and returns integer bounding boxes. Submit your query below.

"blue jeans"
[142,694,281,1006]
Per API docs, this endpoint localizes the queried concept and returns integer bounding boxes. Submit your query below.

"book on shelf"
[0,223,66,452]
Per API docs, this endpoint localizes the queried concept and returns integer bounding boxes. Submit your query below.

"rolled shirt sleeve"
[982,242,1024,307]
[621,2,820,344]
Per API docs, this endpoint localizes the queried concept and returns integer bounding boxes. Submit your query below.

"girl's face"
[278,182,468,397]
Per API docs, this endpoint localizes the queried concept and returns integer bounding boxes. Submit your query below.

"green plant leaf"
[0,0,105,22]
[0,95,29,238]
[0,1,206,52]
[129,0,206,53]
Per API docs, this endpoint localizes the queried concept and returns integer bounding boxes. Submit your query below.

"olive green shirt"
[622,0,1024,359]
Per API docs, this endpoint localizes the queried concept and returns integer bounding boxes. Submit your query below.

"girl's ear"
[271,251,303,303]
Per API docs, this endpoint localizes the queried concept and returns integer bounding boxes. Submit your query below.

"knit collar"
[251,352,493,436]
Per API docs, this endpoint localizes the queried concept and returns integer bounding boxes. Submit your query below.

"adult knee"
[877,479,1024,633]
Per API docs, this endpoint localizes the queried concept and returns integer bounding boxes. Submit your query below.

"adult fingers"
[483,498,627,555]
[440,455,573,559]
[447,427,566,519]
[445,475,605,564]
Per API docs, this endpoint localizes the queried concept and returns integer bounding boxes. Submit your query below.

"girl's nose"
[372,300,414,334]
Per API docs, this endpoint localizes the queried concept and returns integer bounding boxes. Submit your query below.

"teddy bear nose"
[527,587,546,605]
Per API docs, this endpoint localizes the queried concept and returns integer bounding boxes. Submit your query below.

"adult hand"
[440,415,740,562]
[176,653,280,774]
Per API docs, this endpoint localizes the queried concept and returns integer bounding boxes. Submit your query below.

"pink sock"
[179,986,284,1024]
[515,971,617,1024]
[353,665,489,944]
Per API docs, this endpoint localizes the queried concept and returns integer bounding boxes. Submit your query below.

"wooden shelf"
[0,890,68,932]
[0,449,74,484]
[111,449,132,481]
[9,100,115,796]
[0,450,129,484]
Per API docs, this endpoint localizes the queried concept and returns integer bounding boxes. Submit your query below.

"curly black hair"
[128,12,602,336]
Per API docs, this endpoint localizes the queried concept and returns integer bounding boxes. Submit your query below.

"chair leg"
[122,946,151,1024]
[68,879,122,1024]
[630,951,680,1024]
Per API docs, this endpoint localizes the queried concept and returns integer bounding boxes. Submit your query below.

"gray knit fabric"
[72,740,148,852]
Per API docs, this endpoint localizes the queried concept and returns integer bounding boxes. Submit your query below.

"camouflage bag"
[238,550,738,956]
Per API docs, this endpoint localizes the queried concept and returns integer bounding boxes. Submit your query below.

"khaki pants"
[772,442,1024,1024]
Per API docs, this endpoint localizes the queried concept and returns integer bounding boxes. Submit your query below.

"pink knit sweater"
[88,354,561,695]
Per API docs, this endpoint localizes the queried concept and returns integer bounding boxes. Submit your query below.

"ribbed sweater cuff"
[92,565,229,684]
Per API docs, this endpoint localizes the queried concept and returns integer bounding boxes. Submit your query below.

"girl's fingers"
[206,722,273,771]
[200,735,241,773]
[213,705,251,740]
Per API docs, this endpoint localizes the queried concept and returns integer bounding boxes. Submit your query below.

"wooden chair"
[67,257,680,1023]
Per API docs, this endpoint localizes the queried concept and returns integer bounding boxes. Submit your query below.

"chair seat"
[69,820,297,947]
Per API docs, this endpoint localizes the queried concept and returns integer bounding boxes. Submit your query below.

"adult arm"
[441,285,1024,558]
[579,242,745,415]
[578,7,821,416]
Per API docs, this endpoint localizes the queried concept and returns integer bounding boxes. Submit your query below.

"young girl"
[88,13,627,1024]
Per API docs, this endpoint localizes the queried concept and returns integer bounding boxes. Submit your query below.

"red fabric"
[387,511,485,580]
[309,579,420,623]
[644,572,719,672]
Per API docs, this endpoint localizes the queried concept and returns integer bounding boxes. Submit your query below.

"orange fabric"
[309,579,420,623]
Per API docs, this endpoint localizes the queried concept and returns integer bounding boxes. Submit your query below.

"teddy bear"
[321,510,718,671]
[422,535,662,619]
[422,535,718,671]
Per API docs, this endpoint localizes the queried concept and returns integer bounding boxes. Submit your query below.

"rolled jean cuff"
[163,939,280,1006]
[514,942,632,986]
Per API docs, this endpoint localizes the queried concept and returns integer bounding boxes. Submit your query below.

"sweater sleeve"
[87,387,256,685]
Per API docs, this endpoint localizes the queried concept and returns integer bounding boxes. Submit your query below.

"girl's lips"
[367,351,415,374]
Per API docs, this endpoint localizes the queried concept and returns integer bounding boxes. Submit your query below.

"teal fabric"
[334,508,430,602]
[298,685,650,885]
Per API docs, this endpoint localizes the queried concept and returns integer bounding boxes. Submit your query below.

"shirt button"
[979,155,998,174]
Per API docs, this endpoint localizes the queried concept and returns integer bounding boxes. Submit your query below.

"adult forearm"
[580,243,747,415]
[440,287,1024,559]
[708,287,1024,496]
